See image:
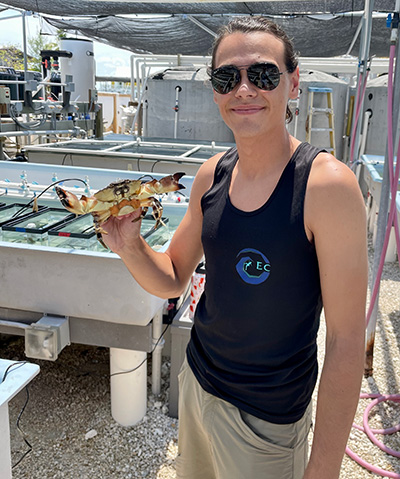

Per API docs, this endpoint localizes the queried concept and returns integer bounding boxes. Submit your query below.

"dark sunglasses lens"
[211,67,239,94]
[247,64,281,91]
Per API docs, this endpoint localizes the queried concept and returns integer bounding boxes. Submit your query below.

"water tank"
[59,38,95,102]
[359,75,389,156]
[287,70,348,161]
[145,66,234,142]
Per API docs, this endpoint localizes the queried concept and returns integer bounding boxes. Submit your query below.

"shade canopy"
[2,1,397,56]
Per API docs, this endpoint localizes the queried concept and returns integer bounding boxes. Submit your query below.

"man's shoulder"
[309,152,358,192]
[189,150,229,201]
[305,152,366,243]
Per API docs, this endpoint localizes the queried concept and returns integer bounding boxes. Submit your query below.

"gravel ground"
[2,236,400,479]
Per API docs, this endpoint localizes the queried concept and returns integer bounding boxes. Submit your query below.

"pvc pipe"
[0,130,79,138]
[349,69,370,165]
[151,309,164,396]
[359,110,371,157]
[25,145,207,164]
[173,86,182,139]
[31,138,228,152]
[366,42,400,333]
[110,347,147,426]
[21,11,28,80]
[129,72,149,135]
[349,1,374,165]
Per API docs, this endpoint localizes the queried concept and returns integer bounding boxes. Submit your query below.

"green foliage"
[0,29,62,72]
[28,34,59,72]
[0,44,25,70]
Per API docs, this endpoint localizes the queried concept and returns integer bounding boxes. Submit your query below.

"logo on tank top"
[235,248,271,285]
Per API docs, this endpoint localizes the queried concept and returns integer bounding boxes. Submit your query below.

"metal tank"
[59,38,95,102]
[144,66,235,142]
[287,70,349,161]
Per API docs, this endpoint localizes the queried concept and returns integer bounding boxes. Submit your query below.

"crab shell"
[55,172,185,246]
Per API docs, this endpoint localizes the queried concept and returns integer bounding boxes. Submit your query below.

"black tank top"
[186,142,323,424]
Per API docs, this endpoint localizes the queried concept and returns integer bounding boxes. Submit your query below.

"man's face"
[212,31,299,139]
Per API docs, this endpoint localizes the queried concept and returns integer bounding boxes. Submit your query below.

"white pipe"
[180,145,202,157]
[151,309,164,396]
[359,110,372,157]
[110,347,147,426]
[24,145,208,164]
[21,11,28,79]
[103,141,138,152]
[173,86,182,139]
[0,130,79,138]
[31,138,228,151]
[346,16,364,55]
[143,100,148,137]
[129,72,149,135]
[0,80,67,87]
[187,15,217,37]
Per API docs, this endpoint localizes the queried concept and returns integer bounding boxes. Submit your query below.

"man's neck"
[234,131,299,178]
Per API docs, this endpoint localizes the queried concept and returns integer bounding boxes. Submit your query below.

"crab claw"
[159,172,186,192]
[138,172,186,200]
[55,186,98,215]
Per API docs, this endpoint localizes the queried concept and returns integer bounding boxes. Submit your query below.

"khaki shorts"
[176,356,313,479]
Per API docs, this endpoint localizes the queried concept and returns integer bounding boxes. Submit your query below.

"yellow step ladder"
[306,86,336,156]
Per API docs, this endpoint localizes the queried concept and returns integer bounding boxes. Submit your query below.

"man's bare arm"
[303,154,368,479]
[101,154,222,298]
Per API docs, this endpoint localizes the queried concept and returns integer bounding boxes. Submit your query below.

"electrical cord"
[0,362,33,469]
[110,323,170,378]
[10,177,88,220]
[12,386,33,469]
[9,103,47,131]
[1,361,28,384]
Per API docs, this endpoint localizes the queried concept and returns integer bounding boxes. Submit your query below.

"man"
[102,16,367,479]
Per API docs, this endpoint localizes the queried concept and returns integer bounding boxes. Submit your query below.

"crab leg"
[55,187,114,215]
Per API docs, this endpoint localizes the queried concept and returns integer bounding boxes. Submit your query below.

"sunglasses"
[210,62,288,95]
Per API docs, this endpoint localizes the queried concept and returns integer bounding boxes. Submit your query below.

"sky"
[0,8,133,77]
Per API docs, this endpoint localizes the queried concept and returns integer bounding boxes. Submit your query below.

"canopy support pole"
[351,0,375,164]
[186,15,217,38]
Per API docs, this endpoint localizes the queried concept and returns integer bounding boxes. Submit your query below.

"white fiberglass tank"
[59,38,95,102]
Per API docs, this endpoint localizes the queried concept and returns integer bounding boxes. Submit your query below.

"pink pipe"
[349,71,362,166]
[346,394,400,478]
[363,395,400,457]
[348,42,400,479]
[385,44,400,257]
[350,70,370,166]
[366,43,400,327]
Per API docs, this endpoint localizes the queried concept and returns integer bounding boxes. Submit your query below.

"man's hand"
[100,208,143,253]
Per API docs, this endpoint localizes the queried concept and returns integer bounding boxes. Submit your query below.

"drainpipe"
[173,86,182,139]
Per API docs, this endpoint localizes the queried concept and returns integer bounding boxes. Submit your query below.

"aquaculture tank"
[145,66,235,142]
[0,161,193,427]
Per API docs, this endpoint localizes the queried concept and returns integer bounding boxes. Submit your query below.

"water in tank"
[287,70,348,161]
[59,38,95,102]
[2,208,75,245]
[145,66,235,142]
